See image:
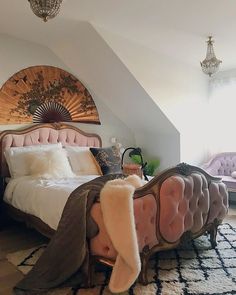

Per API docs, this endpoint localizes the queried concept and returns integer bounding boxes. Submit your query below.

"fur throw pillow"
[27,149,75,179]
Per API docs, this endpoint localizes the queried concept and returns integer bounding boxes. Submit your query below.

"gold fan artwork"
[0,65,100,124]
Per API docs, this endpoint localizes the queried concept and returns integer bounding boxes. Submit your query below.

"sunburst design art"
[33,102,72,123]
[0,65,100,124]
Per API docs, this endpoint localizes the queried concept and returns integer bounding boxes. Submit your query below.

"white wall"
[207,69,236,155]
[0,34,67,86]
[49,22,180,170]
[0,34,134,148]
[95,27,209,165]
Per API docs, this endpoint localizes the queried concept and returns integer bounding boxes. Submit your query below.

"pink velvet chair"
[202,152,236,192]
[88,163,228,285]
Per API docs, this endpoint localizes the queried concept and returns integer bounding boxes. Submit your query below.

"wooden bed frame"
[87,163,228,286]
[0,123,229,288]
[0,122,101,238]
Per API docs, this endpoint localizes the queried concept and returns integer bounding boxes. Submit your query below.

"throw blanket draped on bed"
[14,174,124,294]
[100,175,143,293]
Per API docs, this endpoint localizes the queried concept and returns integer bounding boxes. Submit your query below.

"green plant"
[130,154,160,176]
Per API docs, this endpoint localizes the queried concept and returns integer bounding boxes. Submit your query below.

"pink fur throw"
[100,174,144,293]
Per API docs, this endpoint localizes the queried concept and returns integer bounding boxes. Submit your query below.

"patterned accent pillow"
[90,146,122,175]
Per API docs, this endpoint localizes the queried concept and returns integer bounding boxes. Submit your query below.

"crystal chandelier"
[200,36,222,77]
[28,0,63,22]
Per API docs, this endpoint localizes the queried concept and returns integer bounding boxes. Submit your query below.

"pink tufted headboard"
[0,123,102,177]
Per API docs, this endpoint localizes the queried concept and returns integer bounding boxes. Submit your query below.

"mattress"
[3,175,98,230]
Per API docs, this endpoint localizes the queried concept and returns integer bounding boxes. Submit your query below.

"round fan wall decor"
[33,102,72,123]
[0,65,100,124]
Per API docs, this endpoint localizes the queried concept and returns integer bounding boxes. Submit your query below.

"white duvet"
[3,175,98,230]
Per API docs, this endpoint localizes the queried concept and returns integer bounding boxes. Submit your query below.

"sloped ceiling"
[0,0,236,70]
[1,0,234,167]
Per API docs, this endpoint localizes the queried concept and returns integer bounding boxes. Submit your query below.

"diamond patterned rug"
[7,223,236,295]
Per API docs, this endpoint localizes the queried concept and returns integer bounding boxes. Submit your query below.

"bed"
[0,122,102,237]
[0,123,229,293]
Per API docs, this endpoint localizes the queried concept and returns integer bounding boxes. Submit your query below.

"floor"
[0,205,236,295]
[0,223,48,294]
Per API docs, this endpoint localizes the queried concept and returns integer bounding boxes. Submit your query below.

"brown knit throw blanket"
[14,174,124,294]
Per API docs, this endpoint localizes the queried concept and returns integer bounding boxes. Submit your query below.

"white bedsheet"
[3,175,98,230]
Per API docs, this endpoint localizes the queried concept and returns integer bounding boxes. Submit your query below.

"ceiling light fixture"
[200,36,222,77]
[28,0,63,22]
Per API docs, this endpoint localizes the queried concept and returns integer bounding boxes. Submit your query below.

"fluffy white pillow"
[231,171,236,178]
[27,149,75,179]
[65,146,101,175]
[4,143,62,178]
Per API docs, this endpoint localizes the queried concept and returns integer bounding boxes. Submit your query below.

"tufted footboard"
[87,163,228,286]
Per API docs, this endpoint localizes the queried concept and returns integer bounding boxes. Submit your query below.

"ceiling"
[0,0,236,70]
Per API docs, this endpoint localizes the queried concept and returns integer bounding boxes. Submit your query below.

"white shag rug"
[7,223,236,295]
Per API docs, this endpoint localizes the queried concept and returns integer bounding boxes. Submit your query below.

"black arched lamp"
[121,147,148,181]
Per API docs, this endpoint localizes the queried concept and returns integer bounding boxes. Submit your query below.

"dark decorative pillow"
[90,146,122,175]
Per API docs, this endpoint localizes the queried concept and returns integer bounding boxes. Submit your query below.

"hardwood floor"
[0,209,236,295]
[0,222,48,295]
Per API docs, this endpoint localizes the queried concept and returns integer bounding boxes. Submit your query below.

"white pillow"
[4,143,62,178]
[65,146,101,175]
[231,171,236,178]
[27,149,75,179]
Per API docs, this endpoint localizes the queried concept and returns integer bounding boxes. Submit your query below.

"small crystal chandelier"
[200,36,222,77]
[28,0,63,22]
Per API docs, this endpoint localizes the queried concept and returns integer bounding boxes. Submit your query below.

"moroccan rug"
[7,223,236,295]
